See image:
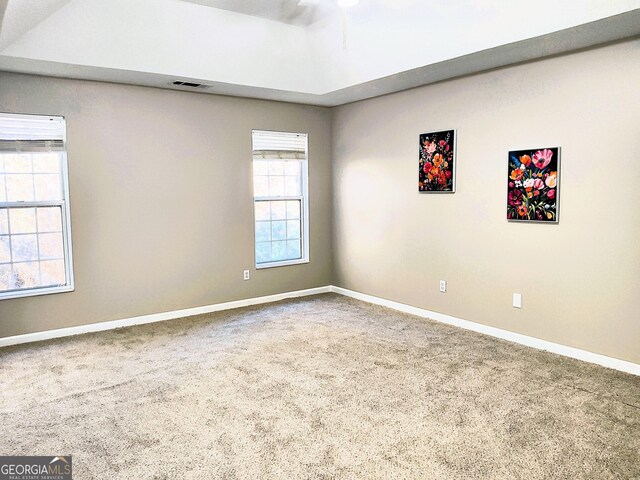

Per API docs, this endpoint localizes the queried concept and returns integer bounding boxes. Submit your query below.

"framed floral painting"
[507,147,559,222]
[419,129,455,193]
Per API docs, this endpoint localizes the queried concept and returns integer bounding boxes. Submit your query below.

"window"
[252,130,309,268]
[0,113,74,299]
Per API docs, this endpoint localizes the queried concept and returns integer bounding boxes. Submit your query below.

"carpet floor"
[1,294,639,479]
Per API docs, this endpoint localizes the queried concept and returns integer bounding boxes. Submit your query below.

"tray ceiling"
[0,0,639,106]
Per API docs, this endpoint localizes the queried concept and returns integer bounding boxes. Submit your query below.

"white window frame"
[0,112,75,300]
[252,130,310,269]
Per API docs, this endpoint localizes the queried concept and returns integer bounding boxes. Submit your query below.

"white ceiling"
[0,0,639,106]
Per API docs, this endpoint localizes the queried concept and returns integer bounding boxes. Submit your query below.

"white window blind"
[252,130,309,268]
[252,130,307,160]
[0,113,74,299]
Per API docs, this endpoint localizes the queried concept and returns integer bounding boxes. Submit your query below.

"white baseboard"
[0,286,331,348]
[2,284,638,376]
[330,286,640,376]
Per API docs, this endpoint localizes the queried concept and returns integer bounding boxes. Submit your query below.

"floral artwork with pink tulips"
[507,147,559,222]
[419,130,455,192]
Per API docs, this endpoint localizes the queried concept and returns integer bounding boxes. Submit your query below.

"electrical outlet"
[513,293,522,308]
[243,270,250,281]
[439,280,446,293]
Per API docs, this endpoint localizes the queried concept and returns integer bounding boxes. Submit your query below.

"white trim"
[0,286,331,348]
[0,284,74,301]
[1,283,638,377]
[256,258,309,270]
[329,286,640,376]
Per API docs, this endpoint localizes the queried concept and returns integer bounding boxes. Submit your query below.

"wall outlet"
[513,293,522,308]
[439,280,446,293]
[243,270,250,281]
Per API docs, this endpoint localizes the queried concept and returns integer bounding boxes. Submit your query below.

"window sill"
[256,258,310,270]
[0,284,75,301]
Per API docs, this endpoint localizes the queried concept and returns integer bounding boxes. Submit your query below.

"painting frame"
[507,146,560,223]
[419,129,456,193]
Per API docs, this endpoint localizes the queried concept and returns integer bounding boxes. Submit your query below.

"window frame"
[251,130,310,269]
[0,113,75,300]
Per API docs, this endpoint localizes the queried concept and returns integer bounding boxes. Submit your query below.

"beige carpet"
[1,294,639,479]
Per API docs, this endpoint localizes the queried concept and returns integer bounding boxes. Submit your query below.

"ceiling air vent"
[171,81,207,88]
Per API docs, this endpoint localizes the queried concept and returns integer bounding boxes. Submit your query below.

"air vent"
[171,81,206,88]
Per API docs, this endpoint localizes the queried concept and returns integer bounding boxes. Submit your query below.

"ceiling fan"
[298,0,361,48]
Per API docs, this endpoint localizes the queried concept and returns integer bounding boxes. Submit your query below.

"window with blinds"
[252,130,309,268]
[0,113,74,299]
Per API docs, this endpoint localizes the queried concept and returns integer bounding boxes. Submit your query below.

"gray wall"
[0,73,333,338]
[332,39,640,364]
[1,39,639,366]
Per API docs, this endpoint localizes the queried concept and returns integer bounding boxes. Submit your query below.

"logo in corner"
[0,455,72,479]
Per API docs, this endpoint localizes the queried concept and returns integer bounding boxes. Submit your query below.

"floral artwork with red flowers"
[507,147,559,222]
[419,130,455,192]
